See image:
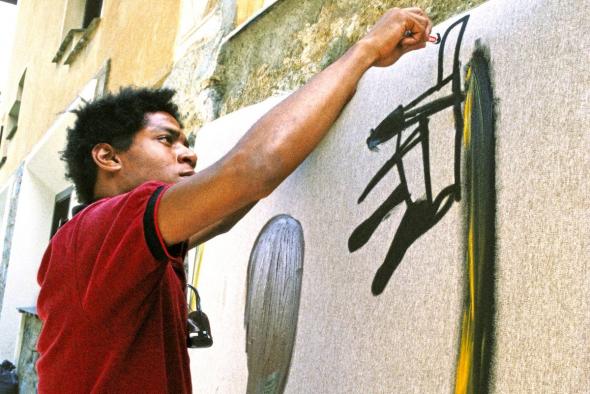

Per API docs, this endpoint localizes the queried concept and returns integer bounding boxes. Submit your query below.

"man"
[36,7,432,393]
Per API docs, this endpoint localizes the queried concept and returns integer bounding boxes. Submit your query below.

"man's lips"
[180,170,195,177]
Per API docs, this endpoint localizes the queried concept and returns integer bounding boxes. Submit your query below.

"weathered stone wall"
[165,0,237,132]
[167,0,486,133]
[16,312,41,394]
[216,0,485,114]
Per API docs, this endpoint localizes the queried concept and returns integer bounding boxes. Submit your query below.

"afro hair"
[61,87,183,203]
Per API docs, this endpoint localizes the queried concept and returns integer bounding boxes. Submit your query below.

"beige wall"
[0,0,181,186]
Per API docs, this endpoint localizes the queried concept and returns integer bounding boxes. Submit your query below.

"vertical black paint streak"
[351,15,470,295]
[454,43,497,394]
[395,132,412,206]
[419,118,433,204]
[245,215,304,394]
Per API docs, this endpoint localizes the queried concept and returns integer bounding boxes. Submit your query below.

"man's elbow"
[233,148,284,200]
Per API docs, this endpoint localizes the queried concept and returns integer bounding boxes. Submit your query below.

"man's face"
[117,111,197,190]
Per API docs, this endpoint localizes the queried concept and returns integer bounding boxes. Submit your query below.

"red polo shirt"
[37,181,191,393]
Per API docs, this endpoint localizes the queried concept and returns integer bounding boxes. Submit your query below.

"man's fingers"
[403,12,430,42]
[363,6,433,67]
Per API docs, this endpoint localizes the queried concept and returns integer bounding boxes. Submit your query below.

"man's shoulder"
[51,181,169,241]
[75,181,170,217]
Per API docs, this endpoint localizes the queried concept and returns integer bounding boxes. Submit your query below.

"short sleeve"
[71,181,187,321]
[143,184,186,262]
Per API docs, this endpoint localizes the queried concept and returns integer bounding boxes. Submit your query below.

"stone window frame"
[52,0,103,65]
[5,68,25,141]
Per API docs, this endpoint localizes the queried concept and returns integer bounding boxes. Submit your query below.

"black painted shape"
[367,105,405,151]
[358,131,420,203]
[366,15,470,152]
[349,184,409,252]
[367,93,461,151]
[350,15,470,295]
[371,184,456,295]
[419,118,433,204]
[460,43,497,394]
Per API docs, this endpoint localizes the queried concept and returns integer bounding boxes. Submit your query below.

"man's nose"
[177,146,197,168]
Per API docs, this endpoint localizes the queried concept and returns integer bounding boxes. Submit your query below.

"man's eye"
[158,135,173,144]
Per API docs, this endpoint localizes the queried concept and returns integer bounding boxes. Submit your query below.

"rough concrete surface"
[187,0,589,393]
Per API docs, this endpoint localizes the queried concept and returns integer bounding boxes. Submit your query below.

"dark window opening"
[0,125,5,168]
[50,188,73,239]
[82,0,103,28]
[7,70,25,140]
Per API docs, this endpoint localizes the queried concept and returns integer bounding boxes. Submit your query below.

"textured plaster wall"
[186,0,589,392]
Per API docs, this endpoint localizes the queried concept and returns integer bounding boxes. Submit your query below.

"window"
[81,0,103,29]
[49,187,73,239]
[60,0,103,38]
[53,0,103,64]
[6,70,25,140]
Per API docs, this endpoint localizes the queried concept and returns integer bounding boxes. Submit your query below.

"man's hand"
[360,7,433,67]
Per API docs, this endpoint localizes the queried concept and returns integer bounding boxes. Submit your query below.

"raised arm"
[158,7,432,245]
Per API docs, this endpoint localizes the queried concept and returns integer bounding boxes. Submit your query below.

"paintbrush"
[404,30,441,44]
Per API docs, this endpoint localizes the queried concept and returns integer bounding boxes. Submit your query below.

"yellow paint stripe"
[190,244,206,310]
[454,66,476,394]
[463,67,473,148]
[468,215,475,317]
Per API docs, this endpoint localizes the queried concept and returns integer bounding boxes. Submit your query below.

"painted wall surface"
[186,0,589,392]
[0,0,181,186]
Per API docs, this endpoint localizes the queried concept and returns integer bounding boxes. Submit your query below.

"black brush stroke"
[350,15,471,295]
[349,184,409,252]
[371,184,455,295]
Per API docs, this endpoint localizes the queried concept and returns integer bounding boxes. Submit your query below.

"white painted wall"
[0,169,53,360]
[0,79,96,360]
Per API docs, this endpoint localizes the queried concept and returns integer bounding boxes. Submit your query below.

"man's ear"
[91,143,121,173]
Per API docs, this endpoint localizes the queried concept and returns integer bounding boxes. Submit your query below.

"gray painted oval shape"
[244,214,304,394]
